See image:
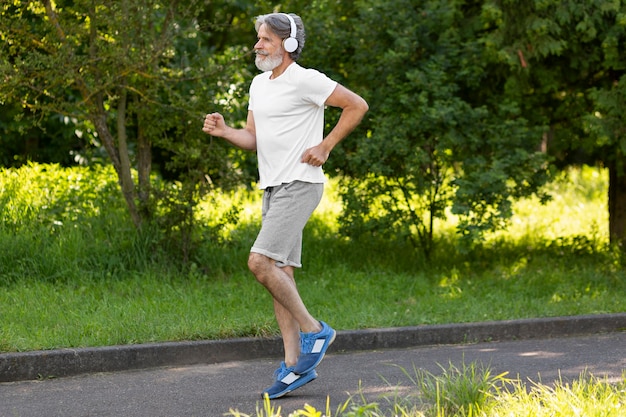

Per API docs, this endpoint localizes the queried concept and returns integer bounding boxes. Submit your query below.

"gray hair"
[255,13,305,61]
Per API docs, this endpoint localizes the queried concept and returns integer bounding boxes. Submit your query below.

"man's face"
[254,23,284,72]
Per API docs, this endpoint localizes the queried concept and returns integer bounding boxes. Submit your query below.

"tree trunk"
[137,117,152,219]
[115,86,142,228]
[608,161,626,248]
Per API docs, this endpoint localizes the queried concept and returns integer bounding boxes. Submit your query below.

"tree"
[301,0,550,255]
[9,0,621,257]
[484,0,626,245]
[0,0,252,231]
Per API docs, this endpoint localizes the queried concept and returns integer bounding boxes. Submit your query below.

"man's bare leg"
[273,266,300,367]
[253,253,334,399]
[248,252,321,337]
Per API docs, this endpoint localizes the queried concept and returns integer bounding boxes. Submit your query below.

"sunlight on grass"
[225,363,626,417]
[1,164,625,415]
[197,166,609,247]
[1,164,624,353]
[491,166,608,243]
[486,371,626,417]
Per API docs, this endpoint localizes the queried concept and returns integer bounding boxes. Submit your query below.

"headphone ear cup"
[283,37,298,53]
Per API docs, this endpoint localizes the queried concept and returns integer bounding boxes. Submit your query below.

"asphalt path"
[1,331,625,417]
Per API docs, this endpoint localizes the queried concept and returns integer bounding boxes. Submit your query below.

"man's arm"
[203,111,257,151]
[301,84,368,167]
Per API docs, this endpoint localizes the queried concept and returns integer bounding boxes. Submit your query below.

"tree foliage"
[300,0,549,254]
[0,0,258,256]
[484,0,626,245]
[2,0,626,256]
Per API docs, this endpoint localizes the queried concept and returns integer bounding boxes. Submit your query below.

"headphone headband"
[280,13,298,53]
[281,13,297,38]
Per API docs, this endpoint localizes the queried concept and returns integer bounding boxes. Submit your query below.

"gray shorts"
[251,181,324,268]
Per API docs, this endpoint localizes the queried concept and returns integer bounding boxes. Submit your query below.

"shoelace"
[274,362,292,380]
[299,332,318,353]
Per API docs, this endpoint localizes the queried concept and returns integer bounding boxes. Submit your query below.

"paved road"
[1,331,625,417]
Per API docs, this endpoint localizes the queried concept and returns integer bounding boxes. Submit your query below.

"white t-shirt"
[248,63,337,189]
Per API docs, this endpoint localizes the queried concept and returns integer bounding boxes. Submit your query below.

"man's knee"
[248,252,272,282]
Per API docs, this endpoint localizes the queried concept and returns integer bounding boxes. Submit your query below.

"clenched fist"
[202,113,226,137]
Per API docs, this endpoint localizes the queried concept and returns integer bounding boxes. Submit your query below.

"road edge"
[2,313,625,382]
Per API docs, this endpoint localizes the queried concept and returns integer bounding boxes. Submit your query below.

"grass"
[0,164,624,353]
[485,372,626,417]
[2,163,625,416]
[225,362,626,416]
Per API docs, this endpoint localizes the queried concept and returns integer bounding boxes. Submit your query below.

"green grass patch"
[0,164,625,353]
[227,362,626,416]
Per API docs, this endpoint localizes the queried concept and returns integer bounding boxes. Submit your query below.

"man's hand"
[202,110,257,151]
[203,113,227,137]
[301,144,330,167]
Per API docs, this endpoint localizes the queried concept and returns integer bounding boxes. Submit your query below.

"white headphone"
[281,13,298,53]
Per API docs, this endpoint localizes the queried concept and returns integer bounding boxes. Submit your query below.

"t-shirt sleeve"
[301,69,337,107]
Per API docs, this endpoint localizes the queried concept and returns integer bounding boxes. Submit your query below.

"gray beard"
[255,52,283,72]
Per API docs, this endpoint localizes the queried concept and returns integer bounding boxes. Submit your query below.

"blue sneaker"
[261,362,318,399]
[293,321,336,375]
